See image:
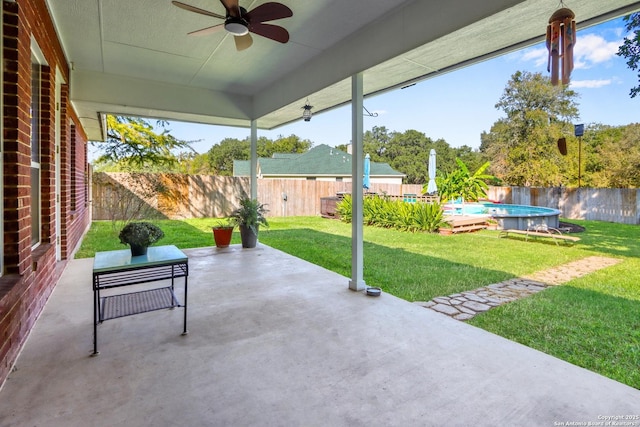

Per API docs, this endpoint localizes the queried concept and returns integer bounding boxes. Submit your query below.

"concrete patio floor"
[1,244,638,426]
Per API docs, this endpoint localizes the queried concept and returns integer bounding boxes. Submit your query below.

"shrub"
[337,195,445,232]
[336,195,352,220]
[118,222,165,247]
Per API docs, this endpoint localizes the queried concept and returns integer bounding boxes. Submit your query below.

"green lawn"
[76,217,640,389]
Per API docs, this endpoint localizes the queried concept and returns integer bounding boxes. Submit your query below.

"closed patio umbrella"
[427,149,438,194]
[363,153,371,190]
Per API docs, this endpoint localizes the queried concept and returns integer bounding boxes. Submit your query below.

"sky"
[151,17,639,155]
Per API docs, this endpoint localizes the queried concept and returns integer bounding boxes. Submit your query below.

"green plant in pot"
[212,218,236,248]
[118,222,165,256]
[231,197,268,248]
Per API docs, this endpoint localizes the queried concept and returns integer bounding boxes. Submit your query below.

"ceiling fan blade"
[172,1,225,20]
[249,22,289,43]
[245,2,293,23]
[219,0,241,17]
[188,24,225,36]
[234,33,253,51]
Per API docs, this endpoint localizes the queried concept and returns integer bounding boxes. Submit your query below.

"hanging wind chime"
[546,4,576,86]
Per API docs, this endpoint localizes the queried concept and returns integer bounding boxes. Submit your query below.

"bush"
[336,195,352,220]
[337,195,445,232]
[118,222,165,247]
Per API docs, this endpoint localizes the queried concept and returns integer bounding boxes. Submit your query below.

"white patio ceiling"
[46,0,640,141]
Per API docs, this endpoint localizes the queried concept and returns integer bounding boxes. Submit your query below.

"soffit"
[44,0,640,140]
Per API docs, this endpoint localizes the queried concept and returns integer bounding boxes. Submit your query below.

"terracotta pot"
[213,227,233,248]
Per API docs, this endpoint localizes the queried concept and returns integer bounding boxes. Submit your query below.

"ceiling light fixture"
[302,99,313,122]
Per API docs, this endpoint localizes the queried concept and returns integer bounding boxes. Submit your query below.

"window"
[84,151,90,207]
[30,55,42,247]
[70,122,76,210]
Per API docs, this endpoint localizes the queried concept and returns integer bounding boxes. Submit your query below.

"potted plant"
[231,197,268,248]
[118,222,165,256]
[212,218,236,248]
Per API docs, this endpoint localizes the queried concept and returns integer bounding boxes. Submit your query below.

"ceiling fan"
[172,0,293,51]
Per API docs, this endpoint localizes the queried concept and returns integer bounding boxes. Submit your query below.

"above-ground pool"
[445,202,561,230]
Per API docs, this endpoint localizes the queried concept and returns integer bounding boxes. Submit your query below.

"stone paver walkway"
[414,256,622,321]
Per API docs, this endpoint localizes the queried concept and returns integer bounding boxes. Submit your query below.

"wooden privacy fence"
[92,173,640,224]
[92,173,251,220]
[486,186,640,225]
[92,173,425,219]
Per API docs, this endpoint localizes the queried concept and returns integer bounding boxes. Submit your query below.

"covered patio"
[54,0,640,292]
[3,1,640,423]
[1,244,638,426]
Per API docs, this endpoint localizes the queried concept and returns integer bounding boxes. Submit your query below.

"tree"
[366,126,393,158]
[453,144,485,177]
[480,71,579,186]
[617,12,640,98]
[207,137,250,176]
[205,134,312,176]
[263,134,312,155]
[351,127,483,184]
[585,123,640,187]
[384,129,432,184]
[92,116,194,169]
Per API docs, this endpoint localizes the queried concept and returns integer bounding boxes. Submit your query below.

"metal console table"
[92,245,188,355]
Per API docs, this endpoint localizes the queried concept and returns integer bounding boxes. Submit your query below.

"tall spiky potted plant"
[231,197,268,248]
[212,218,236,248]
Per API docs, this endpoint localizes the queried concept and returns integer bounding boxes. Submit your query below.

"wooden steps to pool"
[440,215,489,234]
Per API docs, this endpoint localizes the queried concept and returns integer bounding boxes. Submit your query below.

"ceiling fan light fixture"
[224,17,249,35]
[174,1,292,50]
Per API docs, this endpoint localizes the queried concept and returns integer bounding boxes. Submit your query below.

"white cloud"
[573,33,620,69]
[518,33,621,70]
[570,79,612,89]
[520,47,547,67]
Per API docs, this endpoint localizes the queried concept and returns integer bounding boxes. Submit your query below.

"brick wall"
[0,0,91,387]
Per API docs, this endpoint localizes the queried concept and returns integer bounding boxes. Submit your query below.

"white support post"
[349,73,366,291]
[250,120,258,200]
